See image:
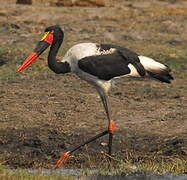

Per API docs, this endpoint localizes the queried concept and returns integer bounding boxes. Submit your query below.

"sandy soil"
[0,0,187,169]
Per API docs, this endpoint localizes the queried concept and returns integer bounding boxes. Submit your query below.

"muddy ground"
[0,0,187,170]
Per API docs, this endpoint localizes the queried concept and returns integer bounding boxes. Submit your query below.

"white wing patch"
[138,56,167,72]
[113,63,141,79]
[127,64,141,77]
[95,47,116,56]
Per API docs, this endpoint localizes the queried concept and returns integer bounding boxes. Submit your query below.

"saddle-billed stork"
[16,25,173,168]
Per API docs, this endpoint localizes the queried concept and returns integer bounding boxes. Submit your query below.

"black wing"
[78,52,130,80]
[78,44,145,81]
[98,44,145,76]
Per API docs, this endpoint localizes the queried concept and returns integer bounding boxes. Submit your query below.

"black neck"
[48,39,70,74]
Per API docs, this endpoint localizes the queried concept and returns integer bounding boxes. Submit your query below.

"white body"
[62,43,169,93]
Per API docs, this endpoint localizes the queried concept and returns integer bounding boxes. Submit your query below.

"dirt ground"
[0,0,187,170]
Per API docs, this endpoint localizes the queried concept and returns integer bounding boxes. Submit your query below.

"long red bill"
[16,32,54,72]
[16,52,38,72]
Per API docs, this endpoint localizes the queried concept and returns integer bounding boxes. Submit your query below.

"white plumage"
[139,55,168,73]
[62,43,171,84]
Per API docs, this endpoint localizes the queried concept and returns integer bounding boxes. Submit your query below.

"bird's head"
[16,25,64,72]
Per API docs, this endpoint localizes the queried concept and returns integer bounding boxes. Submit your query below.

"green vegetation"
[0,168,76,180]
[0,157,186,179]
[98,160,187,175]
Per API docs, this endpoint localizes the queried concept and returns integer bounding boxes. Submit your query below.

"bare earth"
[0,0,187,170]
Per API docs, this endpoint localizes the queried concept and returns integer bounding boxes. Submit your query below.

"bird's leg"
[54,130,109,169]
[97,89,116,162]
[54,88,116,169]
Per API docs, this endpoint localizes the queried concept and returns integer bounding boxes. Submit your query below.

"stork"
[16,25,173,168]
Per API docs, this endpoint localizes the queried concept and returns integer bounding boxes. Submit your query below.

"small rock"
[114,92,122,96]
[0,59,6,66]
[100,142,107,146]
[10,24,20,29]
[53,0,105,7]
[0,10,7,16]
[16,0,32,4]
[167,39,182,45]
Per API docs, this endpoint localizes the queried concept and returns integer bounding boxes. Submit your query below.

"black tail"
[147,69,174,83]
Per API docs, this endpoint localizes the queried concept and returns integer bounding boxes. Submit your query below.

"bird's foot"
[53,151,70,169]
[108,120,116,133]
